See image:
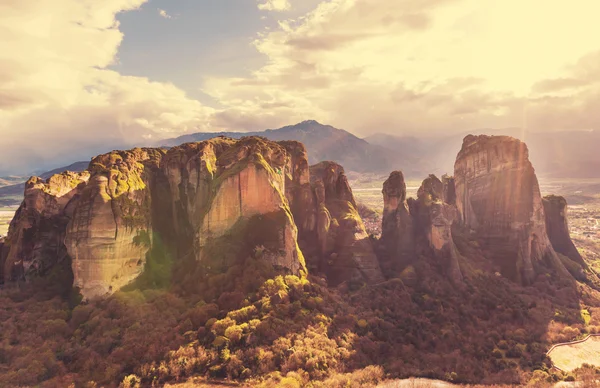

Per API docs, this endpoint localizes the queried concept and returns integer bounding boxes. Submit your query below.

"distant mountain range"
[1,122,599,205]
[161,120,424,175]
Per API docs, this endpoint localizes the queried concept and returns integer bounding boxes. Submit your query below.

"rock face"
[297,161,384,285]
[543,195,586,267]
[454,135,570,284]
[7,137,390,298]
[163,137,306,284]
[380,172,463,283]
[65,148,164,298]
[0,172,89,283]
[411,175,463,283]
[380,171,414,272]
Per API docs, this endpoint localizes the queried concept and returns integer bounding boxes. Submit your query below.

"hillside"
[162,120,413,175]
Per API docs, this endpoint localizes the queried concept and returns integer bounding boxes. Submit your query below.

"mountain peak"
[298,119,322,126]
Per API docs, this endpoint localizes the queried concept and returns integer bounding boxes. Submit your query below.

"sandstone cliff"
[410,175,463,284]
[0,172,89,283]
[380,171,414,272]
[163,137,306,287]
[6,137,391,298]
[65,148,164,299]
[543,195,586,268]
[380,172,463,283]
[297,161,384,285]
[454,135,570,284]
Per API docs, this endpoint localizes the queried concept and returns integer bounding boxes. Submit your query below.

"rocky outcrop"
[454,135,570,284]
[299,161,384,285]
[0,172,89,283]
[65,148,164,299]
[3,137,315,299]
[164,137,306,281]
[543,195,586,267]
[380,171,414,272]
[410,175,463,283]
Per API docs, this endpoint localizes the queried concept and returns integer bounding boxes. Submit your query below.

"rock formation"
[543,195,586,267]
[3,136,383,298]
[65,148,164,298]
[410,175,464,283]
[0,172,89,283]
[380,171,414,272]
[454,135,570,284]
[380,172,463,283]
[303,162,384,285]
[163,137,306,282]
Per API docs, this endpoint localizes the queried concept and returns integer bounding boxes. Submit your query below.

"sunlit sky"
[1,0,600,173]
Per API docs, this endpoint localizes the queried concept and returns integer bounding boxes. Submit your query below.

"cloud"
[204,0,600,136]
[257,0,291,12]
[0,0,214,174]
[158,8,172,19]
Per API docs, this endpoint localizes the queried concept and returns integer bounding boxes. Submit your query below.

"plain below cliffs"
[1,137,384,299]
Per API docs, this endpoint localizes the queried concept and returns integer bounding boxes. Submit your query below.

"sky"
[1,0,600,174]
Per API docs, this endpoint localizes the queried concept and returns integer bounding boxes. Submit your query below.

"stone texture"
[302,161,384,285]
[543,195,586,267]
[0,171,89,282]
[411,175,463,284]
[2,136,393,295]
[380,171,415,272]
[165,137,306,279]
[454,135,570,284]
[65,148,164,299]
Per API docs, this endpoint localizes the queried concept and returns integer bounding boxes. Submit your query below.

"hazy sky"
[1,0,600,173]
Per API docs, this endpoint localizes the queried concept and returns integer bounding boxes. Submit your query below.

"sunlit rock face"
[164,137,306,281]
[380,171,415,272]
[454,135,570,284]
[301,161,384,285]
[0,172,89,282]
[543,195,586,267]
[65,148,164,299]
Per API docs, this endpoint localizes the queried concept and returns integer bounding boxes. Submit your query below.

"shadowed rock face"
[411,175,464,284]
[0,172,89,283]
[380,171,414,272]
[454,135,570,284]
[543,195,586,268]
[380,172,462,283]
[300,161,384,286]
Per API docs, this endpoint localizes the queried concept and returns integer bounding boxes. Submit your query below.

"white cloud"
[205,0,600,136]
[257,0,291,12]
[0,0,214,174]
[158,8,172,19]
